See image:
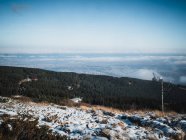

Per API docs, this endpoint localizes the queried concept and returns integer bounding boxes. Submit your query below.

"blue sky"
[0,0,186,53]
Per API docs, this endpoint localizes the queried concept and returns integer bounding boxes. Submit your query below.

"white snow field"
[0,96,185,140]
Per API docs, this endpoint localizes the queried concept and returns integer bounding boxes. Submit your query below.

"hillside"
[0,66,186,112]
[0,96,186,140]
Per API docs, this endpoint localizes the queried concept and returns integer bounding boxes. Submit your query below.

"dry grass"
[59,99,79,107]
[80,102,178,117]
[92,105,123,114]
[125,109,178,117]
[9,96,178,118]
[11,95,32,102]
[35,101,50,106]
[80,105,90,111]
[0,116,67,140]
[80,103,123,114]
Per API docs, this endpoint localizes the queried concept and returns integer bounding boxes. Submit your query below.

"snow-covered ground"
[0,96,185,140]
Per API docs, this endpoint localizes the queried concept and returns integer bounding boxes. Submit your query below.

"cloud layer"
[0,53,186,85]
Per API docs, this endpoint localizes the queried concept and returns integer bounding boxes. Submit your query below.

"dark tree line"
[0,66,186,112]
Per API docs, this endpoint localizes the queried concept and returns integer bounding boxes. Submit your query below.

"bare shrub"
[0,117,67,140]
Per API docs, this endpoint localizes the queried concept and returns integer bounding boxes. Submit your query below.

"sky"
[0,0,186,53]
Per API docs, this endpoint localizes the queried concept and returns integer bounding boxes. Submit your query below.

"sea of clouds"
[0,53,186,85]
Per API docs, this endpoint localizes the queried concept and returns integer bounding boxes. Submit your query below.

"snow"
[67,86,73,90]
[0,96,185,140]
[179,120,186,132]
[7,124,12,131]
[0,119,3,125]
[12,95,22,98]
[70,97,82,103]
[0,109,17,116]
[118,114,184,139]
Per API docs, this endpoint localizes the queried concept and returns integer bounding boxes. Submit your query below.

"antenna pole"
[161,79,164,114]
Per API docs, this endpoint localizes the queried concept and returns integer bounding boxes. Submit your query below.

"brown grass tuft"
[36,101,50,106]
[92,105,123,114]
[80,103,123,114]
[11,95,32,102]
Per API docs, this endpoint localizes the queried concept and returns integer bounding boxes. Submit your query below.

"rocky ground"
[0,96,186,140]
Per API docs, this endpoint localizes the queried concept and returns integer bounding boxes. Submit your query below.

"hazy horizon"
[1,53,186,85]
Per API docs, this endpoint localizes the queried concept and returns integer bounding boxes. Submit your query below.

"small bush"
[0,116,67,140]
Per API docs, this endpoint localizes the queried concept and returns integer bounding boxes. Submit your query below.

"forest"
[0,66,186,112]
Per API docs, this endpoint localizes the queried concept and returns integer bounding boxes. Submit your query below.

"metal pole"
[161,79,164,114]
